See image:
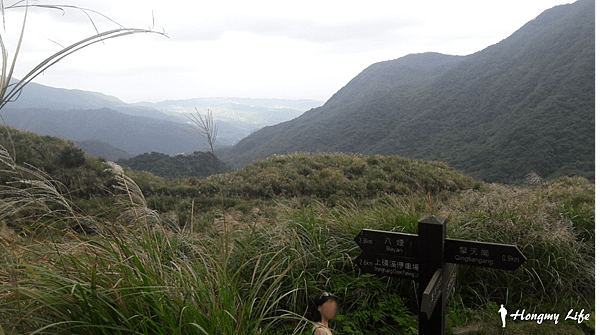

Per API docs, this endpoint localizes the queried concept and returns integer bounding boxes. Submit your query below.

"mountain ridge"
[8,80,179,122]
[216,0,594,183]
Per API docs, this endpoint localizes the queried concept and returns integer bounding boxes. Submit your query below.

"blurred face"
[319,299,338,321]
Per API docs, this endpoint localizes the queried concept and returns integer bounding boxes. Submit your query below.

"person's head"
[309,292,339,322]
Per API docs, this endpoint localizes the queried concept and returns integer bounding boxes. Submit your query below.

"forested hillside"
[75,139,135,162]
[217,0,594,183]
[117,151,231,180]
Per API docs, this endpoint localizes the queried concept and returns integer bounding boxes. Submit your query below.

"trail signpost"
[354,215,526,334]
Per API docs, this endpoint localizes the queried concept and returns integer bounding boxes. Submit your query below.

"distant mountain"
[9,80,178,122]
[217,0,594,183]
[75,139,135,162]
[135,97,324,131]
[3,81,321,147]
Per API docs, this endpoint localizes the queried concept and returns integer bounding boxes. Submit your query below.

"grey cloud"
[23,1,423,54]
[170,14,423,52]
[239,15,419,42]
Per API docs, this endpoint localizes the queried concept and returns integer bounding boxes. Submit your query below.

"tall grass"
[0,153,308,334]
[0,148,594,334]
[0,148,427,334]
[441,179,595,312]
[0,136,593,334]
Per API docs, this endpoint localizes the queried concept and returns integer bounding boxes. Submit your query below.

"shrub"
[58,146,86,169]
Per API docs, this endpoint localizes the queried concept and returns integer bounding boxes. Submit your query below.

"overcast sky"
[2,0,578,103]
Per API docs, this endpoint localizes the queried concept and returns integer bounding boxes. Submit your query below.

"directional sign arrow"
[441,263,457,307]
[354,252,419,280]
[421,267,443,319]
[420,263,457,319]
[354,229,418,258]
[445,238,526,270]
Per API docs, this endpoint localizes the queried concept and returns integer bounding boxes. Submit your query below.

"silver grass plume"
[104,161,160,228]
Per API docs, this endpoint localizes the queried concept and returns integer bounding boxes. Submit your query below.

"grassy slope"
[0,129,594,334]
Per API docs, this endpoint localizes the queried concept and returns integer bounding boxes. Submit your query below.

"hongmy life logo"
[498,305,590,327]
